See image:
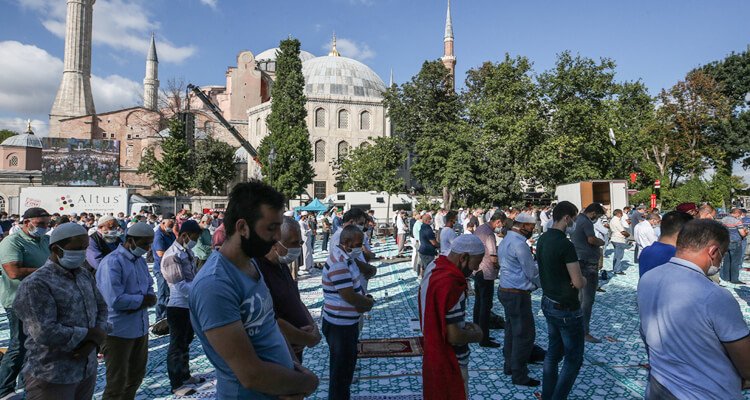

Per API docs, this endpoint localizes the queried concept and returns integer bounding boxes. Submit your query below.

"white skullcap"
[300,211,309,216]
[514,213,537,224]
[283,210,294,217]
[98,215,117,227]
[49,222,88,245]
[450,235,485,256]
[127,222,155,238]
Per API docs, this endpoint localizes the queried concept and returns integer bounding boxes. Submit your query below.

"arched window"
[359,141,371,149]
[0,197,6,213]
[315,108,326,128]
[256,118,262,135]
[360,111,371,130]
[338,109,349,129]
[9,156,18,167]
[314,139,326,162]
[338,141,349,159]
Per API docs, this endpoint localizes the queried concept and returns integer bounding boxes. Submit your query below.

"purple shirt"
[474,223,498,280]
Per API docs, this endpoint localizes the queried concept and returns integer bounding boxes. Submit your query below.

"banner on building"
[41,138,120,186]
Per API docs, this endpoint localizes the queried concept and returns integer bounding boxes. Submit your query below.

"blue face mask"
[29,226,48,238]
[58,249,87,270]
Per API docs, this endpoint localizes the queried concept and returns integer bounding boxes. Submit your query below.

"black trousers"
[166,307,194,390]
[472,271,495,342]
[322,320,360,400]
[498,290,536,383]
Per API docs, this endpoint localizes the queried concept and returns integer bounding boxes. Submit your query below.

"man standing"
[498,213,541,387]
[473,210,506,348]
[638,219,750,399]
[570,203,605,344]
[742,209,750,261]
[14,223,107,400]
[411,212,423,274]
[86,215,123,271]
[537,201,587,400]
[96,222,157,400]
[190,181,319,399]
[439,211,458,256]
[634,212,661,260]
[160,220,204,395]
[153,212,177,324]
[331,209,343,234]
[720,208,747,284]
[321,226,374,400]
[193,215,214,269]
[609,209,630,275]
[0,207,51,399]
[418,213,439,279]
[419,235,485,400]
[257,217,321,363]
[638,211,692,277]
[299,211,314,274]
[395,211,408,258]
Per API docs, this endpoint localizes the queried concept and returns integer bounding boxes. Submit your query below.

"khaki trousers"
[101,334,149,400]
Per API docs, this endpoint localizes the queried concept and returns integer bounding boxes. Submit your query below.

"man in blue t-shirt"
[418,213,438,278]
[190,181,318,399]
[152,212,176,322]
[639,211,692,277]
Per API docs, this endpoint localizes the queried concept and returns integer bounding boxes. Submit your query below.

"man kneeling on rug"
[419,234,485,400]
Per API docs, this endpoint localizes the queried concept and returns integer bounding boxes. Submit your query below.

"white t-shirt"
[634,220,657,249]
[439,226,457,256]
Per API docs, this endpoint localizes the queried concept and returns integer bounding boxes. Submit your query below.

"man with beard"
[189,181,319,399]
[86,215,123,271]
[419,234,485,400]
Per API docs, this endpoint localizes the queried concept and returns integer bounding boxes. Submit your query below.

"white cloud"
[18,0,196,63]
[322,37,375,61]
[0,41,142,119]
[0,118,49,137]
[200,0,218,8]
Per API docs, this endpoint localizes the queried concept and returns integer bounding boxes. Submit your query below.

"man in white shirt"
[395,211,408,258]
[299,211,313,273]
[634,212,660,260]
[539,206,551,233]
[608,210,630,274]
[439,211,458,256]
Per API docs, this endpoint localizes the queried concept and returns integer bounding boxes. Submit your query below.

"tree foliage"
[0,130,18,143]
[335,137,406,193]
[257,38,314,200]
[193,136,236,195]
[138,117,192,194]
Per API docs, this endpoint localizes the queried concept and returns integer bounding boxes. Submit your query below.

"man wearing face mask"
[190,181,319,399]
[257,217,321,363]
[86,215,123,272]
[0,207,51,399]
[153,212,177,325]
[328,208,377,287]
[322,225,375,400]
[570,203,606,344]
[638,219,750,400]
[498,212,542,387]
[160,220,205,395]
[634,212,661,262]
[472,210,506,348]
[419,234,485,400]
[298,211,314,275]
[96,222,157,400]
[13,223,107,400]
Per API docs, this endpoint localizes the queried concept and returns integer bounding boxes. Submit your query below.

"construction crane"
[186,83,260,162]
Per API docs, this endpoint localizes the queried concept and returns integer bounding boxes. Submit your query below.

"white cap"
[514,213,537,224]
[127,222,155,238]
[283,210,294,217]
[450,235,485,256]
[300,211,309,216]
[50,222,88,245]
[98,215,117,227]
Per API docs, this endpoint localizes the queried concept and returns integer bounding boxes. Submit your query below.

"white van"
[323,191,415,225]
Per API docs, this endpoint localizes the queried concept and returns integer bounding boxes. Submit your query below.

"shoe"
[172,386,197,396]
[513,378,540,387]
[584,334,602,344]
[479,340,501,348]
[596,287,606,293]
[615,272,625,275]
[731,281,746,285]
[151,318,169,336]
[183,376,206,385]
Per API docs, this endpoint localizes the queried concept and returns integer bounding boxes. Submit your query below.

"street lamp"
[268,147,277,183]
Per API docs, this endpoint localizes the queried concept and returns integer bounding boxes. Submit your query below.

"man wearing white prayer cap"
[86,215,123,271]
[14,222,108,399]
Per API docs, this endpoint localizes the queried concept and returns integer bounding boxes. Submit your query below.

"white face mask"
[58,249,87,270]
[278,246,302,264]
[707,251,722,276]
[348,248,363,260]
[565,218,577,235]
[186,239,197,249]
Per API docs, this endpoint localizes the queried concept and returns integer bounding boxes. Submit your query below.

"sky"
[1,0,749,177]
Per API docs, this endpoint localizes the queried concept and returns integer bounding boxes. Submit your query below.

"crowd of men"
[0,182,748,399]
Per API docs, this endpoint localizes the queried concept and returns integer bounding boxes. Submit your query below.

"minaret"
[328,32,341,57]
[143,34,159,111]
[389,68,394,87]
[441,0,456,89]
[49,0,96,137]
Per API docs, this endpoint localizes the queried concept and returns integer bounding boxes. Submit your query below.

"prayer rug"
[357,337,424,358]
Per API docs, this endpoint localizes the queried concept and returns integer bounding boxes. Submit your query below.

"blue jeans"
[720,241,743,283]
[0,308,26,397]
[153,266,170,321]
[612,242,627,273]
[322,320,360,400]
[541,297,584,400]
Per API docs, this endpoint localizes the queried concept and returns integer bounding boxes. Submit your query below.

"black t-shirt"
[255,257,309,329]
[537,228,580,308]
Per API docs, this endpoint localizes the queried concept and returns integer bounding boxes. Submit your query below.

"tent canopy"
[294,198,329,213]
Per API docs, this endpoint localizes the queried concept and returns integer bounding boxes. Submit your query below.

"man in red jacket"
[419,234,485,400]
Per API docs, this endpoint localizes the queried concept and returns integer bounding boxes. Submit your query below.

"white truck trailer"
[323,191,416,224]
[554,180,629,212]
[19,187,160,216]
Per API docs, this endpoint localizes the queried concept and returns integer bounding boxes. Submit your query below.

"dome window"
[315,108,326,128]
[360,111,371,130]
[314,139,326,163]
[256,118,262,135]
[338,141,350,159]
[338,110,349,129]
[8,156,18,167]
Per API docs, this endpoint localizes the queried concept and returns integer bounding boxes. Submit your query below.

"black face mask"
[519,228,533,239]
[240,225,276,259]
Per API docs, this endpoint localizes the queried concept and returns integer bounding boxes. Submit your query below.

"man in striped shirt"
[322,225,375,400]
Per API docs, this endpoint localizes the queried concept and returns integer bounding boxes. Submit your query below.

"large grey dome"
[256,48,316,63]
[302,56,386,99]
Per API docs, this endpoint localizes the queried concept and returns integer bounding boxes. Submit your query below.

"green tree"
[335,137,406,193]
[193,136,236,195]
[138,117,192,197]
[463,55,546,205]
[257,37,314,200]
[0,129,17,143]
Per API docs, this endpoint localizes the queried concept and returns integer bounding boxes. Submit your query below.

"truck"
[19,187,160,216]
[323,191,416,225]
[554,180,629,213]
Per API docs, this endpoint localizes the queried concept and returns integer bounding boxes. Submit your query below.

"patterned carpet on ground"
[0,237,749,399]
